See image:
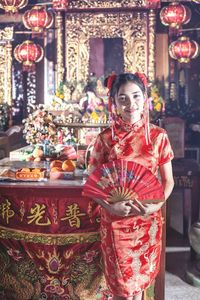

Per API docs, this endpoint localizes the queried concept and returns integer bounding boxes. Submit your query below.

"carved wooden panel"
[65,11,156,82]
[0,27,13,105]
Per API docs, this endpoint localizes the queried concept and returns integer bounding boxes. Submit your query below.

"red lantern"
[53,0,68,11]
[0,0,28,13]
[169,36,200,63]
[23,6,53,33]
[14,40,44,70]
[160,2,191,29]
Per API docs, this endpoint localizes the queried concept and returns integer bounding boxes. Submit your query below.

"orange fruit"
[62,160,76,172]
[50,160,63,169]
[32,168,42,173]
[51,166,63,173]
[21,168,31,173]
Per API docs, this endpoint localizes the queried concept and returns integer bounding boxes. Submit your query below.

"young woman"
[88,73,174,300]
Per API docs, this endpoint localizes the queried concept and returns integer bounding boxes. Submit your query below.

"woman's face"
[114,82,145,124]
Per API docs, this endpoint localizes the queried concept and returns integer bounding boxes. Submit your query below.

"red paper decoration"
[52,0,68,11]
[14,40,44,70]
[169,36,200,63]
[160,2,191,29]
[23,6,53,33]
[0,0,28,13]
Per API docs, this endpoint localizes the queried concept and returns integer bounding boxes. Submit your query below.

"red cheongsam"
[88,117,174,297]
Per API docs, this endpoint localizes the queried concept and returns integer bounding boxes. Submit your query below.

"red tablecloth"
[0,186,154,300]
[0,187,112,300]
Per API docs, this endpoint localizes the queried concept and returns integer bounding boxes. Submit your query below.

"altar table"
[0,161,163,300]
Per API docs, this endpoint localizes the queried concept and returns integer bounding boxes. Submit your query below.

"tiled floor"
[165,228,200,300]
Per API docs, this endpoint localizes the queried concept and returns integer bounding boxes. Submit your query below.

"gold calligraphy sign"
[61,203,86,228]
[27,203,51,226]
[0,199,15,224]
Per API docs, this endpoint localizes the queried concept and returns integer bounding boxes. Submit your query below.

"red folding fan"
[83,159,165,204]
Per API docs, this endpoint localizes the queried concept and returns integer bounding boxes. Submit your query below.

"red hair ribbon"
[107,74,117,114]
[107,74,117,91]
[134,72,148,88]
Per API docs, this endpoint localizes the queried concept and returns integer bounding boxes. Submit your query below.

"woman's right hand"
[109,200,142,217]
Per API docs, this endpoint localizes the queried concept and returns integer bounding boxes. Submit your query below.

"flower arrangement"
[150,85,165,112]
[22,105,77,145]
[149,84,165,123]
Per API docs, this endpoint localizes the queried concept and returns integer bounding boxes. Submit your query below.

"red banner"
[0,187,154,300]
[0,188,111,300]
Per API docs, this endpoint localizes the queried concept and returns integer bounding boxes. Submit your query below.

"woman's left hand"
[129,199,163,216]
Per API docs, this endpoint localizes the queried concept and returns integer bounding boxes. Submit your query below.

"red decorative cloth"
[88,118,174,297]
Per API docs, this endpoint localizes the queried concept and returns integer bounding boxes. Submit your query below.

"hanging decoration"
[169,36,200,63]
[52,0,68,11]
[22,6,53,33]
[160,2,191,29]
[0,0,28,13]
[14,40,44,71]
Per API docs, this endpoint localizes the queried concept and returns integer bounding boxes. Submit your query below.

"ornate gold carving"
[0,44,12,105]
[148,10,156,83]
[0,27,13,41]
[68,0,146,9]
[0,225,100,245]
[5,42,13,105]
[55,12,65,89]
[0,27,13,105]
[65,12,153,82]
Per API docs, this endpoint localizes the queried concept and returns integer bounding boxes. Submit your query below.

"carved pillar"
[5,42,12,105]
[0,27,13,105]
[148,9,156,83]
[55,12,65,90]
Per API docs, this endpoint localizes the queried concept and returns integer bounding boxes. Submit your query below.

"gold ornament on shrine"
[0,0,28,13]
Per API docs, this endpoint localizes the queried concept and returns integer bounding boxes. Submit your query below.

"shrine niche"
[0,27,13,105]
[65,9,156,82]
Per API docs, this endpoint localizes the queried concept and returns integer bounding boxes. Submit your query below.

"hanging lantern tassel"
[169,36,200,63]
[14,40,44,72]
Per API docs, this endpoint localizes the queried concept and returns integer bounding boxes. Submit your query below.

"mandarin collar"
[115,117,144,133]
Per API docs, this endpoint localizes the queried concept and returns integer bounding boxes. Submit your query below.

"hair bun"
[134,72,148,87]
